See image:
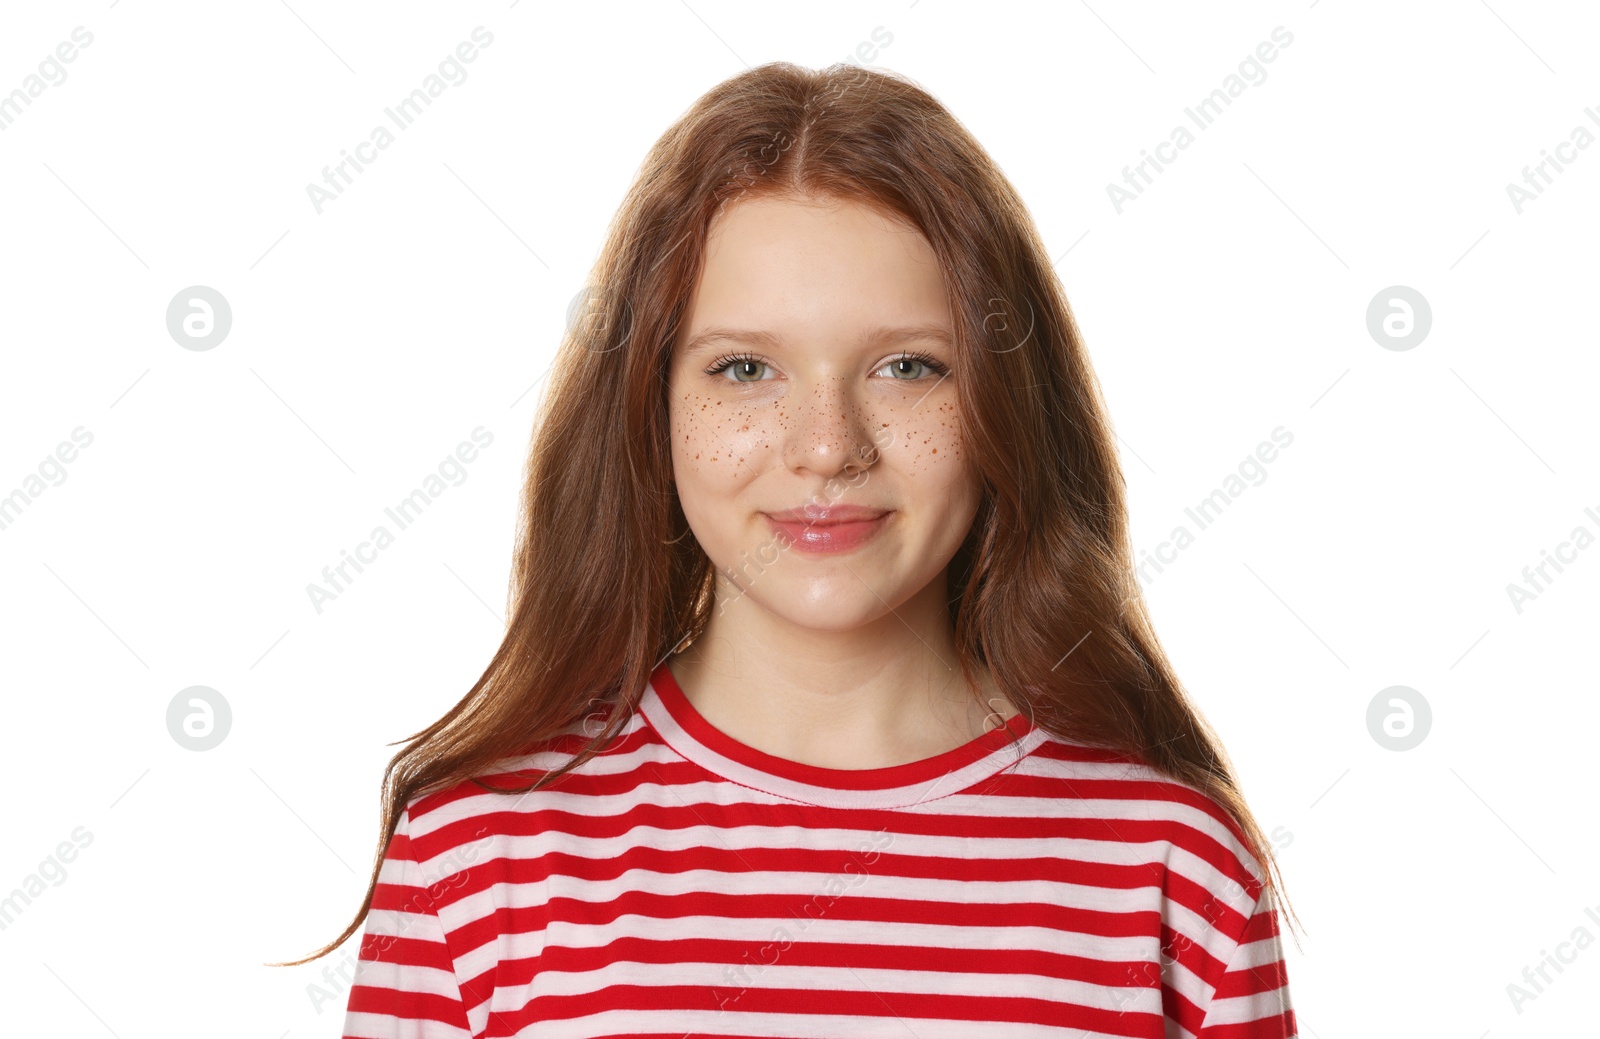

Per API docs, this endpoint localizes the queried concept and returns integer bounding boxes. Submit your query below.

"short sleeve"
[341,803,475,1039]
[1195,883,1298,1039]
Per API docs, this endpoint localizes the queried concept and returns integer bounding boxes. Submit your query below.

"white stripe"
[450,907,1164,963]
[345,955,463,1004]
[434,864,1185,918]
[419,815,1243,869]
[485,957,1165,1013]
[467,1005,1143,1039]
[1202,984,1294,1027]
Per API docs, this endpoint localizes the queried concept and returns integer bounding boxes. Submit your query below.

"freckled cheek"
[878,417,967,473]
[719,417,773,457]
[670,395,774,475]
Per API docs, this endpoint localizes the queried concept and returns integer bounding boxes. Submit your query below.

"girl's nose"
[782,380,880,479]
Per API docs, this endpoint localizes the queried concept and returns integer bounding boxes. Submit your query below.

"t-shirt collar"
[638,659,1045,810]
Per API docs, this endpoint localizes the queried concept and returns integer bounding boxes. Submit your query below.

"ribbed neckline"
[639,659,1046,810]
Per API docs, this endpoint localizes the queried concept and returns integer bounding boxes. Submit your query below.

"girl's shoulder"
[1014,731,1273,895]
[394,709,651,874]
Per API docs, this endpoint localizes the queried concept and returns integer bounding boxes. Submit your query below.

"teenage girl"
[279,60,1301,1039]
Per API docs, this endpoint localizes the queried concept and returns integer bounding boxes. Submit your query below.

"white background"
[1,0,1596,1035]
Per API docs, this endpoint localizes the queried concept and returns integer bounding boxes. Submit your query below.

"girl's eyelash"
[702,351,761,377]
[703,350,952,379]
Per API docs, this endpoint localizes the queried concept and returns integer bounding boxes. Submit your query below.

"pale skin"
[664,191,1021,771]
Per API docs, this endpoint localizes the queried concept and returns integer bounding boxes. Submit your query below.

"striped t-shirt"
[341,661,1297,1038]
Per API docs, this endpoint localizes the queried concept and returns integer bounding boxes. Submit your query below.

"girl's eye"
[704,350,952,384]
[876,352,951,381]
[705,353,773,383]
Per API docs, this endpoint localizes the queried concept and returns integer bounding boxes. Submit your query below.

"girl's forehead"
[705,191,923,240]
[690,205,943,307]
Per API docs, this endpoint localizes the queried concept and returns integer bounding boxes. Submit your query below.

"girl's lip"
[762,506,890,524]
[764,512,890,553]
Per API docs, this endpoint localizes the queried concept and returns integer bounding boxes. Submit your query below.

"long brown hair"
[273,59,1301,968]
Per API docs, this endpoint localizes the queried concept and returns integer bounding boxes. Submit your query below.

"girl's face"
[666,193,980,632]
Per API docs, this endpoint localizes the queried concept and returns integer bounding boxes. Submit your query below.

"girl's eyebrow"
[682,324,954,356]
